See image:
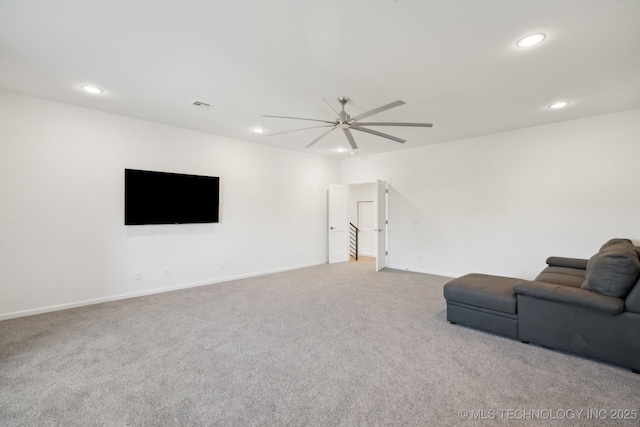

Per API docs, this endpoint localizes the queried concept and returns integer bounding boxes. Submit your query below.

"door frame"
[329,181,388,270]
[374,179,388,271]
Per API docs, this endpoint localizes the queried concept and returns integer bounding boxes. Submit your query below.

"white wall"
[348,183,376,257]
[0,91,340,319]
[341,108,640,279]
[348,183,375,226]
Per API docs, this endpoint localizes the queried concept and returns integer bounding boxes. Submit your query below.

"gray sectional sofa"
[443,238,640,373]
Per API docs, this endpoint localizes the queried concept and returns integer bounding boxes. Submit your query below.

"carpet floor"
[1,261,639,426]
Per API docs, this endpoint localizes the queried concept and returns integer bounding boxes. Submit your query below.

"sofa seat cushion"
[444,273,519,314]
[536,266,586,288]
[581,239,640,298]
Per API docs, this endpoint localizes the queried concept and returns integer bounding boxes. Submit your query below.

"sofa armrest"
[514,280,624,315]
[545,257,588,270]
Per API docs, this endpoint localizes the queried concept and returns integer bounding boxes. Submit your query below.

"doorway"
[328,181,387,271]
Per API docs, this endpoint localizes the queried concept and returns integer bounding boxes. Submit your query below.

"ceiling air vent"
[189,100,213,110]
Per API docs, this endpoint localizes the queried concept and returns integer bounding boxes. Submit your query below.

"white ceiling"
[1,0,639,158]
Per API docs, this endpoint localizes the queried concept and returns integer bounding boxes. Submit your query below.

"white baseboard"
[387,263,457,279]
[0,260,327,321]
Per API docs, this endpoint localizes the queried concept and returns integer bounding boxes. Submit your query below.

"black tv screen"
[125,169,219,225]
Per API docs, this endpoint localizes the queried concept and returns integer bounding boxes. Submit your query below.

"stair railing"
[349,222,359,260]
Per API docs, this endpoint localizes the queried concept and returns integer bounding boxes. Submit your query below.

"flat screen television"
[125,169,219,225]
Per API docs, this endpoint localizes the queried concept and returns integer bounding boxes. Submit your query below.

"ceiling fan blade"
[342,128,358,150]
[353,121,433,127]
[350,125,406,143]
[267,124,335,137]
[317,97,340,119]
[262,115,336,124]
[349,100,406,122]
[306,126,337,148]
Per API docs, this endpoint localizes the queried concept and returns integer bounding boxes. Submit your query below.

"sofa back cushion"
[581,239,640,298]
[599,238,634,251]
[536,266,585,288]
[625,276,640,313]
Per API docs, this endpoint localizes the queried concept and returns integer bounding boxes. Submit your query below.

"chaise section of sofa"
[443,274,520,339]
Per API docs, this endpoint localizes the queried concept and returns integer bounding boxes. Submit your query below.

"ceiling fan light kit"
[263,97,433,149]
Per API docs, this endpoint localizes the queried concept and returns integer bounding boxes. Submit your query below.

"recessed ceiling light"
[549,101,569,109]
[81,85,103,94]
[335,147,347,153]
[252,127,265,134]
[516,33,546,48]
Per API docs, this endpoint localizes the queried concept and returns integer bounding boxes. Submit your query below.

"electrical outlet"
[136,272,141,281]
[220,261,226,269]
[164,269,170,277]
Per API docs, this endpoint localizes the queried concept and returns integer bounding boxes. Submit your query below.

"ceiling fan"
[263,97,433,149]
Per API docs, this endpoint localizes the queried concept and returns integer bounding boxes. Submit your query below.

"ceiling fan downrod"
[338,97,350,125]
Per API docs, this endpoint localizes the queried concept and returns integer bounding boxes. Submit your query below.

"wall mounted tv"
[125,169,219,225]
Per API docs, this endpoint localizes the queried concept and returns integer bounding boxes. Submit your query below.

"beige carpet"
[1,262,639,426]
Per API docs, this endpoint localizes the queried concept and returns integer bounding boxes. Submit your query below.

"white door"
[357,201,374,256]
[374,180,387,271]
[328,184,349,264]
